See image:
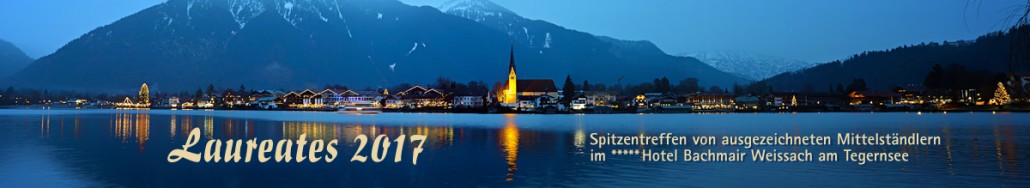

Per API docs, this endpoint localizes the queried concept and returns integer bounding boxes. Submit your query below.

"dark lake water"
[0,109,1027,187]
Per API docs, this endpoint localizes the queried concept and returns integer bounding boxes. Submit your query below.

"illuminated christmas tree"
[993,82,1010,105]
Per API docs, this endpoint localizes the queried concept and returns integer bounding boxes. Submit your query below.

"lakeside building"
[342,89,385,107]
[393,85,449,109]
[454,96,485,109]
[281,89,324,109]
[497,47,559,111]
[688,93,733,111]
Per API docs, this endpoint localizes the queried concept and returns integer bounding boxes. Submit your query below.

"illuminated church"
[498,47,558,108]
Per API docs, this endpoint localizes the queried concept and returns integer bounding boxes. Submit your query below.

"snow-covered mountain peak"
[438,0,513,14]
[682,51,819,81]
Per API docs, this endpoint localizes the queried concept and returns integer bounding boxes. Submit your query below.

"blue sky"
[0,0,1026,63]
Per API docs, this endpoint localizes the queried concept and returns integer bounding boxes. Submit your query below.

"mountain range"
[1,0,746,92]
[0,39,33,80]
[680,51,817,81]
[760,26,1026,91]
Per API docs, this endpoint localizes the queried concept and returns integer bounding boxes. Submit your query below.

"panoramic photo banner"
[0,0,1028,187]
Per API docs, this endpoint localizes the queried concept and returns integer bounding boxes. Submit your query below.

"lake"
[0,109,1027,187]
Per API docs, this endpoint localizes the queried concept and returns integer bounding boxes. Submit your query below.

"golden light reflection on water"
[40,111,50,138]
[204,116,214,139]
[943,126,954,175]
[336,124,456,148]
[112,112,150,151]
[993,125,1020,176]
[169,114,176,138]
[179,116,193,139]
[74,115,80,140]
[574,116,585,149]
[500,114,519,182]
[283,121,340,140]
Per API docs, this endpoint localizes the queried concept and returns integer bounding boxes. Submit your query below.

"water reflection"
[5,110,1028,187]
[500,114,520,181]
[169,114,175,139]
[112,112,149,151]
[283,122,339,140]
[994,125,1020,176]
[204,116,213,139]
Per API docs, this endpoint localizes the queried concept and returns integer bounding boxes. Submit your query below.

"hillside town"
[2,47,1029,113]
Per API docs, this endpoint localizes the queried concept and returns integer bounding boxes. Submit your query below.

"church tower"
[503,46,518,104]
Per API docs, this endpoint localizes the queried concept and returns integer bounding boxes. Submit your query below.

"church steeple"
[502,45,518,105]
[509,45,516,73]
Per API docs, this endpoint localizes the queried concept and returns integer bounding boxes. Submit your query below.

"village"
[2,48,1028,113]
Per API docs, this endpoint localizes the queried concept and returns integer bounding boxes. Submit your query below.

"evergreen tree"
[678,78,701,94]
[734,83,745,96]
[206,84,216,96]
[583,80,590,92]
[993,82,1011,105]
[802,83,815,93]
[709,86,723,94]
[195,88,204,100]
[924,64,944,90]
[846,79,868,92]
[562,75,576,104]
[239,85,247,93]
[660,77,671,93]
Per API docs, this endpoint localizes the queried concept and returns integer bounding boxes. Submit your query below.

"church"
[498,47,558,110]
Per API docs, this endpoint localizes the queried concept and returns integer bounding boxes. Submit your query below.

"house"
[517,95,558,112]
[570,94,588,111]
[395,86,449,109]
[250,96,278,109]
[249,90,284,102]
[689,93,733,111]
[734,95,760,110]
[281,90,325,109]
[342,90,383,107]
[453,96,485,109]
[167,97,180,108]
[318,89,343,108]
[221,90,246,108]
[585,91,617,107]
[848,91,899,106]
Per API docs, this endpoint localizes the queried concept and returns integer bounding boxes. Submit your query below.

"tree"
[802,83,815,93]
[924,64,945,90]
[993,82,1011,105]
[846,79,868,92]
[733,83,745,96]
[562,75,576,104]
[206,84,216,96]
[676,78,701,94]
[238,84,247,93]
[658,77,671,94]
[582,80,590,92]
[709,86,723,94]
[194,88,204,100]
[1,87,13,104]
[434,77,455,89]
[835,84,845,94]
[653,78,663,93]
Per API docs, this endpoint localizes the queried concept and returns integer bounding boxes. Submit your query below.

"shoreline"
[2,104,1029,114]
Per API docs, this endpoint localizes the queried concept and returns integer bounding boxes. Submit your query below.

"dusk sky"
[0,0,1025,63]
